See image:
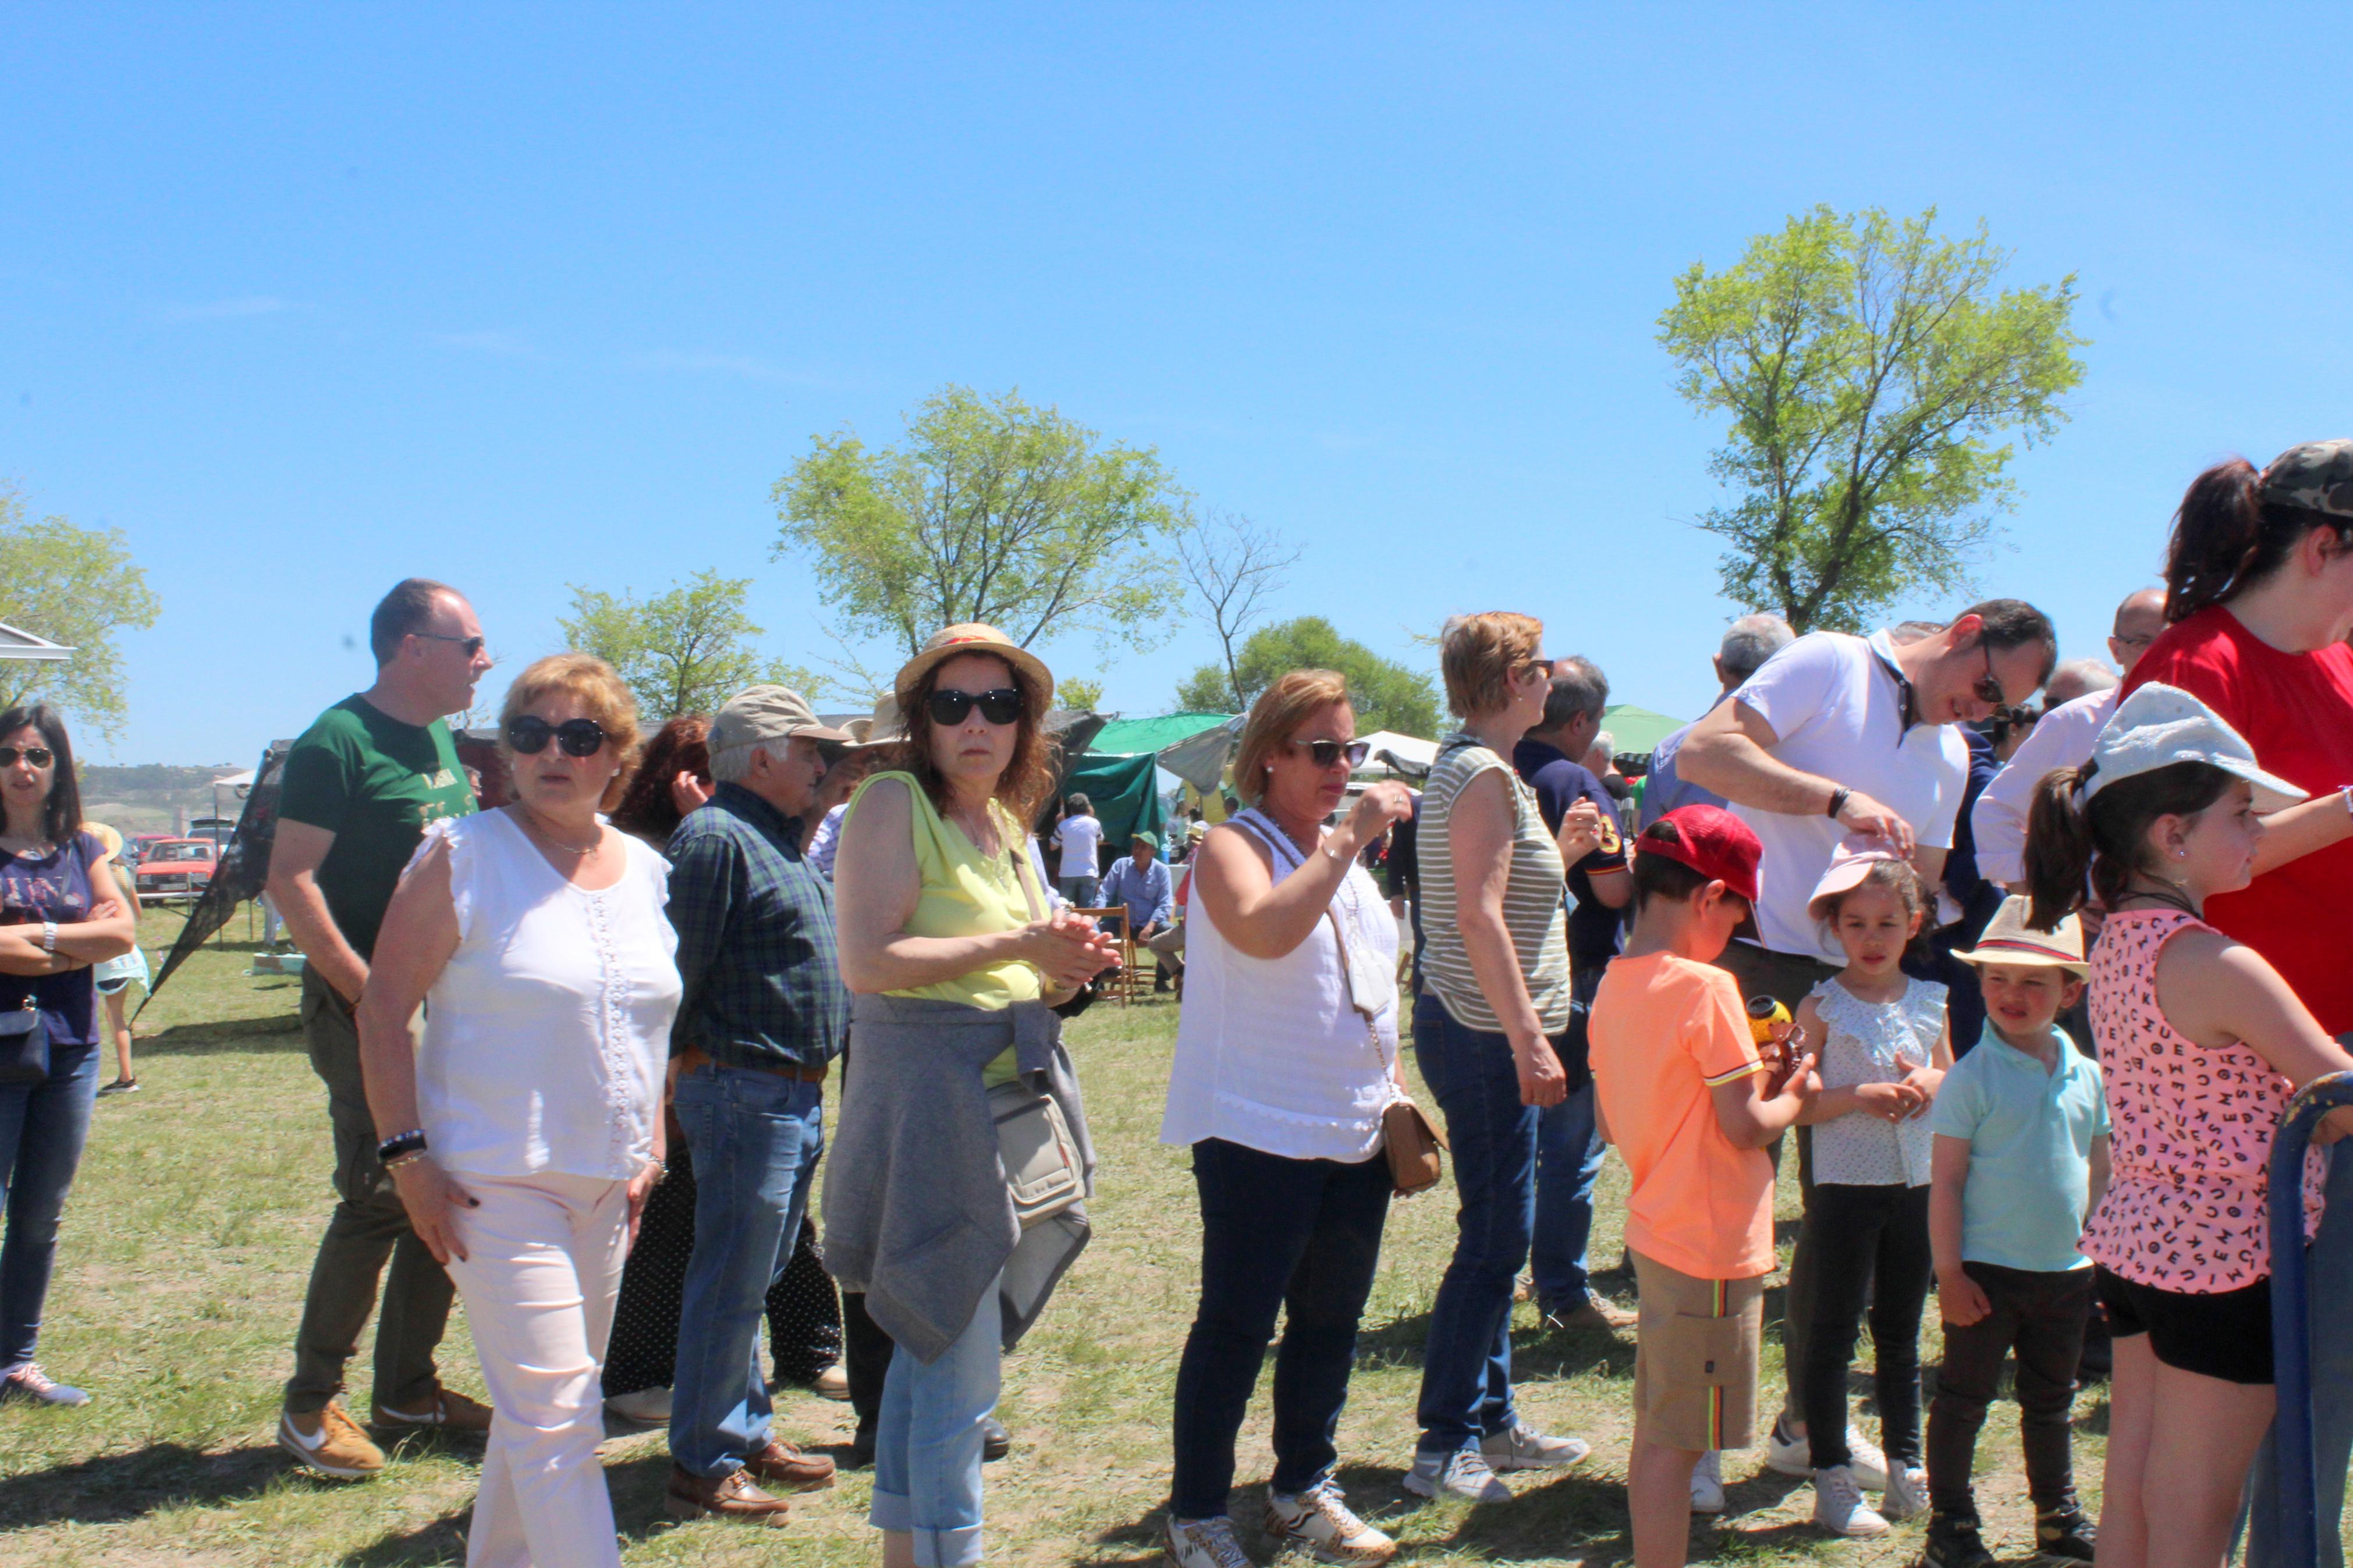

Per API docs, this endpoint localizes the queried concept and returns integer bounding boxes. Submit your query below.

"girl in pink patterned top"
[2026,681,2353,1568]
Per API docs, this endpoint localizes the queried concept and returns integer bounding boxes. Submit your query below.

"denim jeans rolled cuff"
[1411,991,1538,1455]
[0,1038,100,1374]
[870,1270,1002,1568]
[1169,1138,1392,1519]
[668,1062,826,1478]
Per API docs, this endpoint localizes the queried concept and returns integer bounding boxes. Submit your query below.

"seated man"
[1097,831,1177,991]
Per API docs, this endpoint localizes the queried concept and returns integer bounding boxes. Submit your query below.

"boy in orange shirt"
[1590,806,1819,1568]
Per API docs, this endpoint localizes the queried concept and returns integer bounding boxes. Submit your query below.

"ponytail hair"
[2022,758,2238,929]
[2164,457,2353,622]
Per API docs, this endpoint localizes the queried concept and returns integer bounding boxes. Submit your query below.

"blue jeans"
[0,1039,98,1373]
[1412,992,1538,1454]
[668,1063,825,1478]
[2244,1143,2353,1568]
[1059,876,1099,910]
[1170,1138,1393,1518]
[870,1269,1002,1568]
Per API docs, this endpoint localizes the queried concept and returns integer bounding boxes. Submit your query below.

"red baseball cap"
[1637,805,1762,905]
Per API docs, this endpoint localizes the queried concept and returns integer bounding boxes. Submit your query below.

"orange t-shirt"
[1589,951,1775,1281]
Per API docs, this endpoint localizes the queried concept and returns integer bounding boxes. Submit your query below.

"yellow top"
[844,771,1045,1014]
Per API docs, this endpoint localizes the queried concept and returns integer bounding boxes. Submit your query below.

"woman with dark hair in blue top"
[0,703,137,1407]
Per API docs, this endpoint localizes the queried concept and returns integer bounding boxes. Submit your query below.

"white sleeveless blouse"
[1160,809,1400,1162]
[413,811,683,1181]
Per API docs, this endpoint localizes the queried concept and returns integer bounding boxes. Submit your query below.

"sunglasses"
[506,716,608,758]
[0,746,54,769]
[416,631,487,657]
[927,687,1024,727]
[1289,738,1371,770]
[1973,645,2013,709]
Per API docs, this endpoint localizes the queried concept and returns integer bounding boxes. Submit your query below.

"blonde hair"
[1233,669,1351,806]
[1440,611,1544,719]
[499,653,643,811]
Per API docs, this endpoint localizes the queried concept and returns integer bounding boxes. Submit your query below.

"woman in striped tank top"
[1406,613,1610,1503]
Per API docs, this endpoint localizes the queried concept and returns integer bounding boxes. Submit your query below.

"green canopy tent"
[1599,703,1685,756]
[1052,712,1234,862]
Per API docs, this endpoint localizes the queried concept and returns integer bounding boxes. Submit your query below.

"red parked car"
[134,837,219,903]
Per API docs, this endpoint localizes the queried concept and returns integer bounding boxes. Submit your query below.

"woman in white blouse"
[1158,669,1414,1568]
[360,653,680,1568]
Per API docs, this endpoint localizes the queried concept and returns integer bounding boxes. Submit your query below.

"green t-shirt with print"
[278,695,475,959]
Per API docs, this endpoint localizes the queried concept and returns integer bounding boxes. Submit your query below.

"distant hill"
[82,764,247,835]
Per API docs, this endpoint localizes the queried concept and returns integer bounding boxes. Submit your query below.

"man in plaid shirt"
[665,685,854,1526]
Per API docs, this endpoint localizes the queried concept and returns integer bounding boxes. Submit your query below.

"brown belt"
[675,1044,829,1083]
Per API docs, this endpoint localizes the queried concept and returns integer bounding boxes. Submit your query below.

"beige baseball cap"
[709,685,852,755]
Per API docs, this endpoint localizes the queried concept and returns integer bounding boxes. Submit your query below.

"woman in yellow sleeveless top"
[827,624,1118,1568]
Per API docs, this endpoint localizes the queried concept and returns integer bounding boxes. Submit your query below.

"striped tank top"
[1417,733,1572,1035]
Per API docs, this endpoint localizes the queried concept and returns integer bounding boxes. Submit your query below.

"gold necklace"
[516,803,601,857]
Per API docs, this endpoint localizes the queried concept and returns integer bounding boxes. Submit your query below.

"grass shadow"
[0,1439,295,1528]
[137,1012,306,1056]
[339,1451,694,1566]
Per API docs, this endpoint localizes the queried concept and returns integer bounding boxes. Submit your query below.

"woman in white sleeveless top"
[358,655,680,1568]
[1158,670,1414,1568]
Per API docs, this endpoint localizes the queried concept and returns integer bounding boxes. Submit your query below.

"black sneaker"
[1922,1510,1994,1568]
[95,1078,139,1097]
[2035,1502,2097,1562]
[982,1415,1011,1462]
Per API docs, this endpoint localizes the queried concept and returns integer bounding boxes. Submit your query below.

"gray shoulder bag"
[992,842,1085,1226]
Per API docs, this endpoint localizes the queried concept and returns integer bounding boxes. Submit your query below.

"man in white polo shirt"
[1674,598,2056,1495]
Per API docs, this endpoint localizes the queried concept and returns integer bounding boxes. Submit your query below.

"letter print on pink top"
[2079,908,2323,1293]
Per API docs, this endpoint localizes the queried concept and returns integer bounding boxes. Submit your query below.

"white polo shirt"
[1969,687,2117,888]
[1729,630,1971,963]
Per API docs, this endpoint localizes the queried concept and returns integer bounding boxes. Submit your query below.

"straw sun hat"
[892,623,1056,712]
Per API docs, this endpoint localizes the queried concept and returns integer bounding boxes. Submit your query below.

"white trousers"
[445,1170,631,1568]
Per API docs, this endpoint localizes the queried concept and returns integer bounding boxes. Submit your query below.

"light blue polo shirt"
[1927,1028,2110,1274]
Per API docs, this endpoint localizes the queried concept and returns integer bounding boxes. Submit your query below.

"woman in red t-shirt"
[2120,440,2353,1568]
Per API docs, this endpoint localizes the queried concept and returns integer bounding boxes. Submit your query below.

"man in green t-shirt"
[267,577,492,1478]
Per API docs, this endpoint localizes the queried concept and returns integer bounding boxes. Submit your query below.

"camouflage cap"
[2260,440,2353,518]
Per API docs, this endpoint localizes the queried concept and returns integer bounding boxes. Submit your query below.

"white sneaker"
[1404,1447,1511,1503]
[1880,1464,1929,1521]
[1165,1514,1254,1568]
[1478,1421,1591,1471]
[1266,1482,1396,1564]
[1690,1450,1726,1513]
[1765,1416,1889,1489]
[604,1385,671,1424]
[1812,1466,1892,1538]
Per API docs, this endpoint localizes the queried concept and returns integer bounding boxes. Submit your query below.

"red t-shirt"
[2123,605,2353,1033]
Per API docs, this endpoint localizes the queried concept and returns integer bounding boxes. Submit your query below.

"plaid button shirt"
[665,781,849,1071]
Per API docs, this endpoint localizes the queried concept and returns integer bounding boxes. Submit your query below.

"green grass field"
[0,909,2121,1566]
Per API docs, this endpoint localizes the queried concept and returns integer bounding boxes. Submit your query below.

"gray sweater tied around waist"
[822,992,1096,1364]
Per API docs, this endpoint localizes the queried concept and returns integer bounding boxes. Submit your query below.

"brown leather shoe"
[372,1382,494,1435]
[665,1464,793,1526]
[746,1439,836,1491]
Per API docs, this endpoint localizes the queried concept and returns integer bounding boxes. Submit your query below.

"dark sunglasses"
[416,631,487,657]
[1973,645,2012,709]
[506,716,608,758]
[927,688,1024,727]
[1289,738,1371,770]
[0,746,54,769]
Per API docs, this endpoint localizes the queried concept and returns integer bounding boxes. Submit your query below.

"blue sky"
[8,4,2351,765]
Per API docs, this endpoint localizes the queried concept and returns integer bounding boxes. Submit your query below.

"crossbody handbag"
[0,995,49,1086]
[1237,810,1449,1198]
[991,844,1086,1227]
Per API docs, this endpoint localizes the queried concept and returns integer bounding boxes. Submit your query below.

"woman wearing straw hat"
[828,624,1120,1568]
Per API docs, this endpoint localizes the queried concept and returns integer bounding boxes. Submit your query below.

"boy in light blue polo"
[1921,897,2109,1568]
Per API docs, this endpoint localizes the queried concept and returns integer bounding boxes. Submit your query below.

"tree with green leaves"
[1178,616,1439,735]
[1658,205,2086,633]
[558,570,820,720]
[0,489,161,738]
[1056,676,1105,712]
[772,386,1191,670]
[1176,510,1298,710]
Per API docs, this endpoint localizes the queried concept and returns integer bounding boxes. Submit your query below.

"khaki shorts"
[1633,1250,1765,1453]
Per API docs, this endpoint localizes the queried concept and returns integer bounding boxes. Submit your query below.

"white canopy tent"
[1355,730,1438,779]
[0,624,72,663]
